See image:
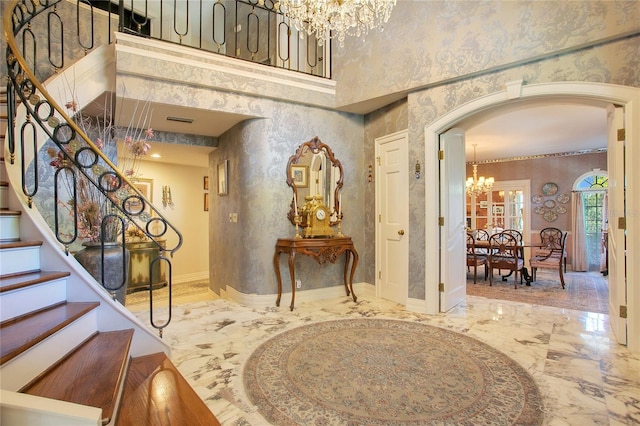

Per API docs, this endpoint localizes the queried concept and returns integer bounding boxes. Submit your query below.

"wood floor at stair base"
[116,352,221,426]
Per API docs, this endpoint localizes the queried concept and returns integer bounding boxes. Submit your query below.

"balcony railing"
[105,0,331,78]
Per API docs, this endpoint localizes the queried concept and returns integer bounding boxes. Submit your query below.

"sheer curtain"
[572,192,588,271]
[600,193,608,272]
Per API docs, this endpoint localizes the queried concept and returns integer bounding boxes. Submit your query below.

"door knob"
[398,230,405,236]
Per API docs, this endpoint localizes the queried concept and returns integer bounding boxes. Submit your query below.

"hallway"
[133,289,639,425]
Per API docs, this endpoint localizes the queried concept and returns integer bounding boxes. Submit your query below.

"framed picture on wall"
[291,165,308,187]
[218,160,228,195]
[125,178,153,215]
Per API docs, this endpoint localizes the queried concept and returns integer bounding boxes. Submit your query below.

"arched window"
[573,170,608,272]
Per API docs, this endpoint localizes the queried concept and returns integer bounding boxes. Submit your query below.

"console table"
[274,237,358,311]
[126,240,167,294]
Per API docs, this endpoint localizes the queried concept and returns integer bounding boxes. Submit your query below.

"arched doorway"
[573,170,609,272]
[424,81,639,353]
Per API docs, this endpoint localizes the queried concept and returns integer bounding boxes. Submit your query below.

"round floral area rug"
[243,319,544,425]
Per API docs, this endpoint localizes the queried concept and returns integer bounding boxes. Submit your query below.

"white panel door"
[439,129,466,311]
[375,131,409,305]
[607,105,627,345]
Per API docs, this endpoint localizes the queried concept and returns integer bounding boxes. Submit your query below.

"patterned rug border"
[243,318,544,425]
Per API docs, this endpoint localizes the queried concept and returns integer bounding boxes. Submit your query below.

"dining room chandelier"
[278,0,397,47]
[466,144,495,197]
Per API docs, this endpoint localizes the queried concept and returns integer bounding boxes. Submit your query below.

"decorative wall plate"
[556,193,570,204]
[534,206,545,215]
[556,205,567,214]
[544,199,556,209]
[531,195,543,204]
[543,210,558,222]
[541,182,558,196]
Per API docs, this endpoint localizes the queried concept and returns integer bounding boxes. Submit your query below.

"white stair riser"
[0,186,9,210]
[0,279,67,322]
[0,310,99,392]
[0,246,41,275]
[0,214,20,241]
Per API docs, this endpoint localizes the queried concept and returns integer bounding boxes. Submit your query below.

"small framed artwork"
[291,165,308,188]
[492,205,504,215]
[125,178,153,215]
[204,193,209,211]
[203,176,209,190]
[479,200,488,209]
[217,160,228,195]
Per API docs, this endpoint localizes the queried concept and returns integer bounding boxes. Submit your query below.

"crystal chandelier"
[277,0,397,47]
[466,144,494,197]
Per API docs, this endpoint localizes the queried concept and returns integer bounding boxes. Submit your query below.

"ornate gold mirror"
[286,137,343,235]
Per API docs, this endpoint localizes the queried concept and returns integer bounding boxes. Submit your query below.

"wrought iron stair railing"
[4,0,182,337]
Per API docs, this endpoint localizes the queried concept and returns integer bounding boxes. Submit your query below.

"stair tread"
[117,352,221,426]
[21,329,134,424]
[0,240,43,250]
[0,301,100,365]
[0,270,70,293]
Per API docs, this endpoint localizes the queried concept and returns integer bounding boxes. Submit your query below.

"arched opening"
[424,81,639,352]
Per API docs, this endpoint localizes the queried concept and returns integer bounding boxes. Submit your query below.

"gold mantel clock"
[301,195,334,238]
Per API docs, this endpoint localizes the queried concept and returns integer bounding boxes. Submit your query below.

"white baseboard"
[173,271,209,284]
[224,282,374,309]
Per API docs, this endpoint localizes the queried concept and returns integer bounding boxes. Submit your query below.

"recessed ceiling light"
[166,116,194,123]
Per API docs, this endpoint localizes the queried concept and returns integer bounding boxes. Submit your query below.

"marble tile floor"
[131,288,640,426]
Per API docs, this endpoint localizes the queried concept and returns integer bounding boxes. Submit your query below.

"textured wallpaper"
[209,102,364,296]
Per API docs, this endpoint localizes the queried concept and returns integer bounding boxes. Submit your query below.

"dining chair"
[502,229,524,258]
[466,233,488,284]
[488,231,524,288]
[529,230,568,288]
[533,227,567,273]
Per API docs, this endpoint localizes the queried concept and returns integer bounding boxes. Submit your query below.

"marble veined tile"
[132,293,640,425]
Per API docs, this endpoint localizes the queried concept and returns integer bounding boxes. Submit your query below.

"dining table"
[467,239,547,284]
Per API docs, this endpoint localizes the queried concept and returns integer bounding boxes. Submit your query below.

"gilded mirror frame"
[286,136,344,226]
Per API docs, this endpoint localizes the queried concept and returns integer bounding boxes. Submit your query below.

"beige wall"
[136,160,210,283]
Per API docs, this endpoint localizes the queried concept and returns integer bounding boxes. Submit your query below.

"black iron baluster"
[173,0,189,44]
[212,0,226,52]
[20,118,38,207]
[247,7,258,60]
[54,166,78,251]
[76,0,95,54]
[47,7,64,70]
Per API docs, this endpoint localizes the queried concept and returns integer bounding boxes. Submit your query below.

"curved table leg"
[348,248,358,302]
[274,250,283,307]
[343,251,351,296]
[288,251,296,311]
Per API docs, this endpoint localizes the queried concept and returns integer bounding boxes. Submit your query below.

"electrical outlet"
[295,279,301,289]
[232,213,238,222]
[229,213,233,222]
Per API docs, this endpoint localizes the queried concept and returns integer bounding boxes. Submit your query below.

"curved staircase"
[1,89,220,424]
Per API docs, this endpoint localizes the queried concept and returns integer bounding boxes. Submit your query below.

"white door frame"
[424,81,639,353]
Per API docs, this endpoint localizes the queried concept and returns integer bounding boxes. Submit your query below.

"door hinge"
[376,156,381,165]
[438,282,444,292]
[617,128,625,141]
[618,217,626,230]
[378,271,382,279]
[379,214,382,223]
[439,150,444,160]
[620,305,627,319]
[438,217,444,226]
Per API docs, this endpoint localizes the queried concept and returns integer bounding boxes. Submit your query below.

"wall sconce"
[415,160,421,179]
[162,185,173,207]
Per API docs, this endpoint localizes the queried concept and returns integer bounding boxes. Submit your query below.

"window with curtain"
[575,173,608,271]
